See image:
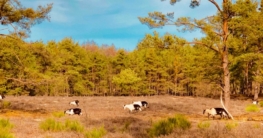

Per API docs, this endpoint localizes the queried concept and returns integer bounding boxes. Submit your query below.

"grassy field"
[1,95,263,138]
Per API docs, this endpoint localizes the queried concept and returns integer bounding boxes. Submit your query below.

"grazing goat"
[133,101,148,108]
[64,108,82,115]
[252,99,259,105]
[203,108,229,120]
[123,104,142,113]
[0,94,5,100]
[69,100,79,106]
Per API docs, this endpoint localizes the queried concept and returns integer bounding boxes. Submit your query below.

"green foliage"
[252,123,261,128]
[0,0,52,38]
[0,130,14,138]
[148,119,175,137]
[148,114,191,137]
[0,118,14,138]
[0,101,11,109]
[64,119,85,132]
[1,0,263,98]
[40,118,65,131]
[225,122,238,131]
[40,118,86,133]
[259,101,263,107]
[197,121,211,129]
[84,126,107,138]
[245,104,260,112]
[52,111,65,118]
[167,114,191,130]
[0,119,13,130]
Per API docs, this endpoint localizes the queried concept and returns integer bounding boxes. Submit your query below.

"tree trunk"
[253,69,260,100]
[222,49,231,109]
[222,0,231,109]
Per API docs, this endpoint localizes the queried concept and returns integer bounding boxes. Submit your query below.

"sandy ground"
[1,95,263,138]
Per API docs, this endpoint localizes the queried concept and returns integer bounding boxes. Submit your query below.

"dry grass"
[0,95,263,138]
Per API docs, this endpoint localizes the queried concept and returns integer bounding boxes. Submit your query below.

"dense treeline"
[0,35,221,96]
[1,0,263,98]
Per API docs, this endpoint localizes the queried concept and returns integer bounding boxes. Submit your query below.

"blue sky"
[17,0,217,51]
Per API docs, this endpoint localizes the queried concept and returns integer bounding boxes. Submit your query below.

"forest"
[1,0,263,99]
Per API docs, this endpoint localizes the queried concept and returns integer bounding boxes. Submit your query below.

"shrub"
[167,114,191,130]
[259,101,263,107]
[0,118,14,138]
[225,122,238,131]
[0,130,14,138]
[0,101,11,109]
[252,123,261,128]
[197,121,210,129]
[0,118,14,129]
[148,114,191,137]
[52,111,65,118]
[64,119,84,132]
[40,118,64,131]
[84,126,107,138]
[245,104,260,112]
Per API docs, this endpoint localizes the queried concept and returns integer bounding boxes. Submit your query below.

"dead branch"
[219,85,234,120]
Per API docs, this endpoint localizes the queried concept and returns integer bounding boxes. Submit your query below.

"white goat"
[0,94,5,100]
[69,100,79,106]
[123,104,142,113]
[252,99,259,105]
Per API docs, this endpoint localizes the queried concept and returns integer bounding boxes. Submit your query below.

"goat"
[69,100,79,106]
[123,104,142,113]
[203,107,229,120]
[133,101,148,108]
[0,94,5,100]
[252,99,259,105]
[64,108,82,115]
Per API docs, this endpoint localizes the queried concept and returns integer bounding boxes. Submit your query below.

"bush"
[0,130,14,138]
[167,114,191,130]
[84,126,107,138]
[252,123,261,128]
[197,121,210,129]
[52,111,65,118]
[0,101,11,109]
[0,118,14,138]
[225,122,238,131]
[64,119,84,132]
[148,114,191,137]
[259,101,263,107]
[40,118,64,131]
[0,118,14,129]
[245,104,260,112]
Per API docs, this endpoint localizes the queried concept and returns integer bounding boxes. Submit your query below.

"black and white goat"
[203,107,229,120]
[123,104,142,113]
[133,101,148,108]
[0,94,5,100]
[69,100,79,106]
[64,108,82,115]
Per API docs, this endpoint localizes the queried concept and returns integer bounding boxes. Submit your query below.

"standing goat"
[0,94,5,100]
[133,101,148,108]
[203,107,229,120]
[69,100,79,106]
